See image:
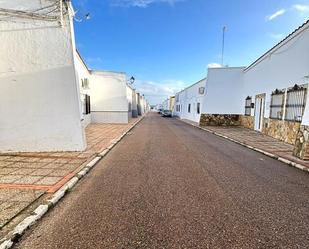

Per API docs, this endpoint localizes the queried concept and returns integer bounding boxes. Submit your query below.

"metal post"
[221,26,226,66]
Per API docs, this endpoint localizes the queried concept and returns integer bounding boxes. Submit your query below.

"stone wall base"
[293,125,309,160]
[262,118,301,145]
[200,114,241,126]
[239,115,254,129]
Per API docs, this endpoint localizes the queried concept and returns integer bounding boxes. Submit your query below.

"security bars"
[285,84,307,122]
[245,96,252,116]
[270,89,285,120]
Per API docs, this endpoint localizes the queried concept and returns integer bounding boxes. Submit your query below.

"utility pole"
[221,26,227,66]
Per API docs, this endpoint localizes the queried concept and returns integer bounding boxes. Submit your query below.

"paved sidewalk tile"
[0,117,142,235]
[201,125,309,169]
[179,119,309,170]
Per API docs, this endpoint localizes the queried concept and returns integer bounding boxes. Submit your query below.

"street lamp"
[128,76,135,85]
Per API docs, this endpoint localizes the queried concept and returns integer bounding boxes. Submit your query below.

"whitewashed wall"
[202,68,245,115]
[131,89,138,117]
[126,84,133,120]
[90,71,129,123]
[0,0,86,152]
[174,78,207,123]
[162,99,169,111]
[74,51,92,127]
[243,24,309,125]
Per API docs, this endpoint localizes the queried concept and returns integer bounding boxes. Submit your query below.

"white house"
[0,0,86,152]
[201,19,309,159]
[173,78,206,123]
[74,50,92,128]
[90,71,135,124]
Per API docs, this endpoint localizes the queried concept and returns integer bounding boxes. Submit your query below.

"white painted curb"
[178,118,309,174]
[0,116,145,249]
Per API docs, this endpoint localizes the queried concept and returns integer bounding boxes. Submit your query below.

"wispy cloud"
[134,79,186,104]
[207,63,222,68]
[267,9,286,21]
[269,33,284,40]
[293,4,309,12]
[111,0,183,8]
[85,57,103,69]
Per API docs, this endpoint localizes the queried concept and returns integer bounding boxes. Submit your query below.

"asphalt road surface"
[15,113,309,249]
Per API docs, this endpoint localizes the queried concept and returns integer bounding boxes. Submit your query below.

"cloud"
[111,0,182,8]
[269,33,284,40]
[207,63,222,68]
[293,4,309,12]
[267,9,286,21]
[85,57,103,69]
[134,79,186,104]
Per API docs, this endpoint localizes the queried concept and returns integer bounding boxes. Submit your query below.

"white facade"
[0,0,86,152]
[131,89,138,118]
[90,71,132,123]
[74,51,92,128]
[162,99,169,111]
[202,20,309,126]
[243,21,309,126]
[174,78,206,123]
[202,67,245,115]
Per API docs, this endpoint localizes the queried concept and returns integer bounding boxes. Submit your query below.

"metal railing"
[270,89,285,120]
[245,96,252,116]
[285,84,307,122]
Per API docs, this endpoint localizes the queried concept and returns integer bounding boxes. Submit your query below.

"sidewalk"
[180,119,309,171]
[0,117,142,237]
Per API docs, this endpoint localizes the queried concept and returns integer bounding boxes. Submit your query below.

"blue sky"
[74,0,309,104]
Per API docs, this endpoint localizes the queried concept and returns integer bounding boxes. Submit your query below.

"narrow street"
[15,113,309,249]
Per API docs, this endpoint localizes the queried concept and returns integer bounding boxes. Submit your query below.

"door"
[254,94,265,131]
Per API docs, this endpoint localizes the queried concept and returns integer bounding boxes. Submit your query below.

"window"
[176,94,179,102]
[285,84,307,122]
[198,87,205,95]
[81,78,89,89]
[188,104,191,113]
[176,105,179,112]
[245,96,252,116]
[270,89,285,119]
[197,103,200,114]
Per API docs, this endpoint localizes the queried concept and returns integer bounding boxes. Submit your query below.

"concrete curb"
[0,116,144,249]
[178,118,309,174]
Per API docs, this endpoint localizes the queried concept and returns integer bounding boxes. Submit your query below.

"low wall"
[200,114,241,126]
[293,125,309,159]
[262,118,300,145]
[240,115,254,129]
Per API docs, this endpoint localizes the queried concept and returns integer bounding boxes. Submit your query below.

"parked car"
[157,109,163,114]
[161,110,172,117]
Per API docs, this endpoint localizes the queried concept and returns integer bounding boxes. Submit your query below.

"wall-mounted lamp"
[127,76,135,85]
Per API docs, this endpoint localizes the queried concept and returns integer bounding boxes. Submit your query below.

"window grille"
[197,103,200,114]
[82,78,89,89]
[245,96,252,116]
[188,104,191,113]
[285,84,307,122]
[270,89,285,119]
